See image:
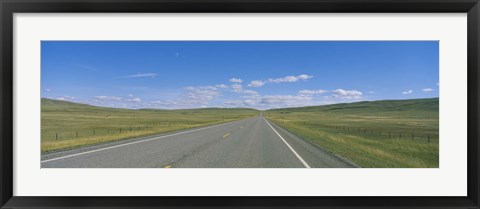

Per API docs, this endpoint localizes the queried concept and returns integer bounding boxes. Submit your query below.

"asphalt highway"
[41,114,358,168]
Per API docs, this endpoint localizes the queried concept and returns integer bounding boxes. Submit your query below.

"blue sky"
[41,41,438,110]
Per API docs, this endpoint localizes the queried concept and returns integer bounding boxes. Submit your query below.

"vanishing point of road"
[41,114,358,168]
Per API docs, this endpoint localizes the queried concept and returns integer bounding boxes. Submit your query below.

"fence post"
[93,130,95,136]
[399,133,402,139]
[120,128,122,133]
[55,133,58,140]
[389,132,391,138]
[76,131,78,138]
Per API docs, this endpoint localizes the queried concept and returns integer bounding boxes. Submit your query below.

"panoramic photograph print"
[40,41,439,168]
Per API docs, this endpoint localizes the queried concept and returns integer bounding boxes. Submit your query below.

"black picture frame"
[1,0,479,208]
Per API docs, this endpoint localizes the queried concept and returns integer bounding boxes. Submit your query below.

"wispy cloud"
[247,74,313,88]
[86,95,145,109]
[57,95,75,101]
[330,89,363,99]
[121,73,158,78]
[402,90,413,95]
[298,89,328,95]
[224,100,243,106]
[258,95,314,108]
[268,74,313,83]
[229,78,243,83]
[243,90,258,95]
[248,80,266,87]
[127,98,141,103]
[184,86,222,105]
[422,88,434,92]
[93,96,122,101]
[215,84,228,88]
[150,85,225,108]
[231,84,243,93]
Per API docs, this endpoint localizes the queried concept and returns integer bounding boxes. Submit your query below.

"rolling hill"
[264,98,439,168]
[41,98,259,152]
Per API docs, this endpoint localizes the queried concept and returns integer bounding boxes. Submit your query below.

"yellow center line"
[223,132,231,138]
[164,165,172,168]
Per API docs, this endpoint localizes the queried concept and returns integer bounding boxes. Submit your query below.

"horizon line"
[41,97,439,111]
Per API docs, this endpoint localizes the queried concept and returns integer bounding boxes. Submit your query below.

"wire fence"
[43,121,206,141]
[276,120,438,144]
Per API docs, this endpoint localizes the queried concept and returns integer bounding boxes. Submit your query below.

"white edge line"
[41,119,245,163]
[263,118,311,168]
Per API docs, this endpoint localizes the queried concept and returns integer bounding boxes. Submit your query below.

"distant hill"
[42,98,96,109]
[42,97,439,114]
[41,98,259,153]
[266,98,439,115]
[41,98,258,112]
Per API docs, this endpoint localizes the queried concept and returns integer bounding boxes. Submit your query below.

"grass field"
[41,98,259,153]
[264,98,439,168]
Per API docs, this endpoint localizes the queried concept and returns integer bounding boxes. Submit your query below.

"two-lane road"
[42,114,357,168]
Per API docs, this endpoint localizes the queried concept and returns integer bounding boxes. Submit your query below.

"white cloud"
[229,83,259,100]
[150,100,179,106]
[243,90,258,95]
[184,86,221,105]
[93,96,122,101]
[298,89,328,95]
[57,96,75,101]
[260,95,313,107]
[268,74,313,83]
[229,78,243,83]
[248,80,266,87]
[122,73,157,78]
[243,99,257,106]
[149,85,225,109]
[246,74,313,88]
[45,88,51,92]
[231,84,243,93]
[330,89,363,99]
[215,84,228,88]
[224,100,243,106]
[422,88,434,92]
[368,91,375,94]
[402,90,413,95]
[90,95,142,107]
[127,98,141,103]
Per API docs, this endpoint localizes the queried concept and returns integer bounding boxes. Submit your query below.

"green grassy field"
[264,98,439,168]
[41,98,259,153]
